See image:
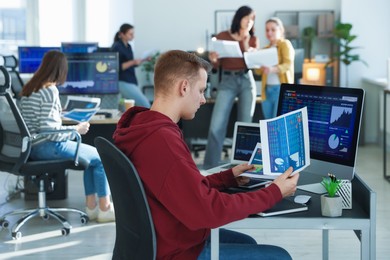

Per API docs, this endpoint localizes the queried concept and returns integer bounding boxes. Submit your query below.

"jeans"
[30,140,109,197]
[119,81,151,108]
[261,84,281,119]
[203,71,256,169]
[198,229,292,260]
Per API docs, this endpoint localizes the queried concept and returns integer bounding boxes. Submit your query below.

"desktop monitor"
[277,83,364,180]
[18,46,61,73]
[61,42,99,53]
[59,52,119,95]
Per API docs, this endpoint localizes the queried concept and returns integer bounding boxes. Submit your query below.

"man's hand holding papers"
[241,107,310,180]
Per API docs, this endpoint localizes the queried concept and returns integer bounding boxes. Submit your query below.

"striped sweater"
[20,85,77,145]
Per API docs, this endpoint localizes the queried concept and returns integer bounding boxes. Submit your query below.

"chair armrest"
[30,129,82,166]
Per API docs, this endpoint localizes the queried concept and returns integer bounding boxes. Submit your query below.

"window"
[0,0,27,55]
[38,0,73,46]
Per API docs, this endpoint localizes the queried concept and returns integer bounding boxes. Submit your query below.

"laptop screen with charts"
[277,83,364,180]
[207,121,260,172]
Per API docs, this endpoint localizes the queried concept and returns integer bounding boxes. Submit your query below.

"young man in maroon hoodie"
[113,50,298,260]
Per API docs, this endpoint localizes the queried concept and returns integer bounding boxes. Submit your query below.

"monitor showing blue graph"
[18,46,61,73]
[277,84,364,166]
[61,42,99,53]
[277,84,364,180]
[59,52,119,95]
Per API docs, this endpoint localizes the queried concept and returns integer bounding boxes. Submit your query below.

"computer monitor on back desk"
[277,83,365,181]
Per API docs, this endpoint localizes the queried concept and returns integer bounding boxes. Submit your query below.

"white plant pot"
[321,194,343,217]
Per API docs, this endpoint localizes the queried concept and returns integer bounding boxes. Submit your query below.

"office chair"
[1,55,25,99]
[0,66,89,240]
[94,137,156,260]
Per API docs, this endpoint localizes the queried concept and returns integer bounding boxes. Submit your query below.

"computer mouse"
[294,195,311,204]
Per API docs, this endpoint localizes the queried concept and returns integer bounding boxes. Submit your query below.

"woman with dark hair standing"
[204,6,258,169]
[20,50,115,223]
[111,23,151,108]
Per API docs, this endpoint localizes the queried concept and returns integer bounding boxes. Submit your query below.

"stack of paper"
[244,48,278,69]
[210,40,242,58]
[210,40,279,69]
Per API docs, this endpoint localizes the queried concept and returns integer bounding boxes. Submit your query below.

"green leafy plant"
[327,22,368,86]
[302,26,316,62]
[142,51,160,83]
[321,173,343,197]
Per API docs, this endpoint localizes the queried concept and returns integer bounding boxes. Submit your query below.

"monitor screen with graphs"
[18,46,61,73]
[277,83,364,180]
[58,52,119,95]
[61,42,99,53]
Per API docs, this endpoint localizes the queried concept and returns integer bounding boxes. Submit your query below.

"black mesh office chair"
[0,66,89,240]
[94,137,156,260]
[1,55,24,99]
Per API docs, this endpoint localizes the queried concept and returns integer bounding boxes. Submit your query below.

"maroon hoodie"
[113,107,283,260]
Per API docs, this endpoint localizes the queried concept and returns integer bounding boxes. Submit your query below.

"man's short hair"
[154,50,212,94]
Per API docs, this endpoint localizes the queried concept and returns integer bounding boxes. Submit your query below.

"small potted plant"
[320,173,343,217]
[142,51,160,84]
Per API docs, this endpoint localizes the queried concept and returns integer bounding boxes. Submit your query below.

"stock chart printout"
[260,107,310,175]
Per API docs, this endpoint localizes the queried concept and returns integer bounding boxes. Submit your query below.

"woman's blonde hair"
[266,17,285,38]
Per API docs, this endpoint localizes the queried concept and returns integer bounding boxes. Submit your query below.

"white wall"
[132,0,340,85]
[130,0,390,145]
[340,0,390,144]
[32,0,390,88]
[28,0,390,144]
[86,0,134,47]
[340,0,390,88]
[36,0,133,47]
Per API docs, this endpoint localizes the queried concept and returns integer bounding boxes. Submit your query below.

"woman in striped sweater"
[19,50,115,223]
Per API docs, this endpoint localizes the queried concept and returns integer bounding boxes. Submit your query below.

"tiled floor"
[0,144,389,259]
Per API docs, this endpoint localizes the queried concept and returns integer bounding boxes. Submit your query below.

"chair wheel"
[12,231,22,240]
[0,220,9,228]
[61,228,70,236]
[42,214,50,220]
[80,215,89,224]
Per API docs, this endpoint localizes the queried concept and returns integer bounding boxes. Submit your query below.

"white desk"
[210,174,376,260]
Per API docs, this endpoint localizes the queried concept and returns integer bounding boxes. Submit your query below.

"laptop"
[277,83,365,183]
[206,121,260,173]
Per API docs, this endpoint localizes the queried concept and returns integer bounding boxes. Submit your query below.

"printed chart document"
[241,142,275,179]
[244,48,278,69]
[260,107,310,176]
[62,108,99,122]
[211,40,243,58]
[62,96,101,122]
[63,96,100,111]
[257,198,308,217]
[242,107,310,179]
